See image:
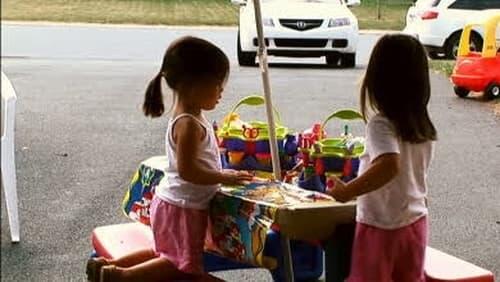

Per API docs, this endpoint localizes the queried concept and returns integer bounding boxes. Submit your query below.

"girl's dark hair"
[143,36,230,117]
[360,34,437,143]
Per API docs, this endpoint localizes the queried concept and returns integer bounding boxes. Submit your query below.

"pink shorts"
[150,196,208,275]
[347,216,428,282]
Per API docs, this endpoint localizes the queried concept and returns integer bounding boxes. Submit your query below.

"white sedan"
[232,0,360,67]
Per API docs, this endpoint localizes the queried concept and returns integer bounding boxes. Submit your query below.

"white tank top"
[155,113,222,210]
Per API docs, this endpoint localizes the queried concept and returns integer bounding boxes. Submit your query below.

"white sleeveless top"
[155,113,222,210]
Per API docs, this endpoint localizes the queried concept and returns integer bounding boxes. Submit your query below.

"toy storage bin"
[266,230,324,282]
[204,230,323,282]
[217,95,297,173]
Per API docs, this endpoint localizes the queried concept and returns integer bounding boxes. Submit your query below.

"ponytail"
[143,36,230,118]
[143,73,164,118]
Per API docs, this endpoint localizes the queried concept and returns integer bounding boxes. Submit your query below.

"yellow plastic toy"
[451,12,500,100]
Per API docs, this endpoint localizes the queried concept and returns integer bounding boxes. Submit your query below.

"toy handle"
[227,95,282,125]
[319,109,364,140]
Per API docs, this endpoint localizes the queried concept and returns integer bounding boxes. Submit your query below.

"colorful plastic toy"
[217,95,298,173]
[297,109,365,193]
[451,13,500,100]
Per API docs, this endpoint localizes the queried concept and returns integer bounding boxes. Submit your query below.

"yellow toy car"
[451,12,500,100]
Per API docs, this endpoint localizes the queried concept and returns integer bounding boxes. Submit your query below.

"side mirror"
[231,0,247,6]
[344,0,361,7]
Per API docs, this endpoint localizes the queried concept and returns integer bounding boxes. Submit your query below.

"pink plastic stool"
[91,222,225,281]
[91,222,153,259]
[425,247,495,282]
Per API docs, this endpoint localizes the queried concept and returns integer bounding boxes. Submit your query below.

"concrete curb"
[1,20,400,34]
[1,20,238,31]
[360,29,401,35]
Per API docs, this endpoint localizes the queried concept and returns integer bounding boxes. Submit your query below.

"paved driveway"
[1,23,499,281]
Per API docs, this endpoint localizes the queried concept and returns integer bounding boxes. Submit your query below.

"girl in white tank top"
[88,37,252,282]
[154,113,223,210]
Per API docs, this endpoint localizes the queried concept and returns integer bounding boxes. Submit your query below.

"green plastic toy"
[311,109,365,158]
[218,95,288,141]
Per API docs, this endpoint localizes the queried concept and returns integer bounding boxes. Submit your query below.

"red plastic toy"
[451,14,500,100]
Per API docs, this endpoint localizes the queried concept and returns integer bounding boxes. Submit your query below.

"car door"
[440,0,494,44]
[441,0,483,33]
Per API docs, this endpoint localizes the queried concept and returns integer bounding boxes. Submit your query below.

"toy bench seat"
[91,222,154,259]
[425,247,494,282]
[92,224,495,282]
[91,222,251,269]
[91,222,324,282]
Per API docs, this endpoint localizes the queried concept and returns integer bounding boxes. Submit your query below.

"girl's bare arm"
[329,153,400,202]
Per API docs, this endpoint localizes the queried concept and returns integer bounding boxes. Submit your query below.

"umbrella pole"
[251,0,294,281]
[252,0,281,181]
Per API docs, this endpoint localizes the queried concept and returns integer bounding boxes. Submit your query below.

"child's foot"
[100,265,120,282]
[86,257,109,282]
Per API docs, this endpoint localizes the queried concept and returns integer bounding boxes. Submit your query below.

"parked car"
[231,0,360,67]
[451,12,500,100]
[403,0,500,59]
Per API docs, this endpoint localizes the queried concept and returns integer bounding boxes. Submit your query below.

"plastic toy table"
[206,182,356,271]
[122,156,357,281]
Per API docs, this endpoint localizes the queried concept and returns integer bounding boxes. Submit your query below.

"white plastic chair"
[1,71,20,243]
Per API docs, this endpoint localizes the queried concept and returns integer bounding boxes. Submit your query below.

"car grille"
[332,39,348,48]
[274,39,328,48]
[279,19,323,31]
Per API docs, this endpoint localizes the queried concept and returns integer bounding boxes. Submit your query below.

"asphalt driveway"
[1,23,499,281]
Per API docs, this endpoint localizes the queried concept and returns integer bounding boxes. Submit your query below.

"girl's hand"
[221,170,254,186]
[325,176,353,203]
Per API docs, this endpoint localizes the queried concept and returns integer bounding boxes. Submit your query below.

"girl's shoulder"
[368,113,388,123]
[170,113,208,128]
[367,114,395,130]
[168,113,209,141]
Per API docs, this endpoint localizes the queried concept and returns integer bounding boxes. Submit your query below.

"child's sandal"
[100,265,120,282]
[86,257,109,282]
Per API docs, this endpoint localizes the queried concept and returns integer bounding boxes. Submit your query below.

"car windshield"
[414,0,441,8]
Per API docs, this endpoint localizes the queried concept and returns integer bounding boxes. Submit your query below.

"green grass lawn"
[352,1,410,31]
[429,60,455,77]
[2,0,411,30]
[1,0,239,26]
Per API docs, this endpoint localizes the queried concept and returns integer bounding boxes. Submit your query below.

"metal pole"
[280,234,294,282]
[252,1,293,281]
[251,0,281,181]
[377,0,381,20]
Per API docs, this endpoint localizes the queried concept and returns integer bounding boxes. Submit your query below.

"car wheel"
[453,86,470,98]
[445,32,483,60]
[325,54,340,67]
[340,53,356,68]
[237,32,256,66]
[485,83,500,100]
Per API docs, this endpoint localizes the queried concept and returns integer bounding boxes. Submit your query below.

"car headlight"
[263,18,274,27]
[328,18,350,27]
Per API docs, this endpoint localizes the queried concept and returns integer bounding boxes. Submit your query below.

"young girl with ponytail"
[87,36,252,282]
